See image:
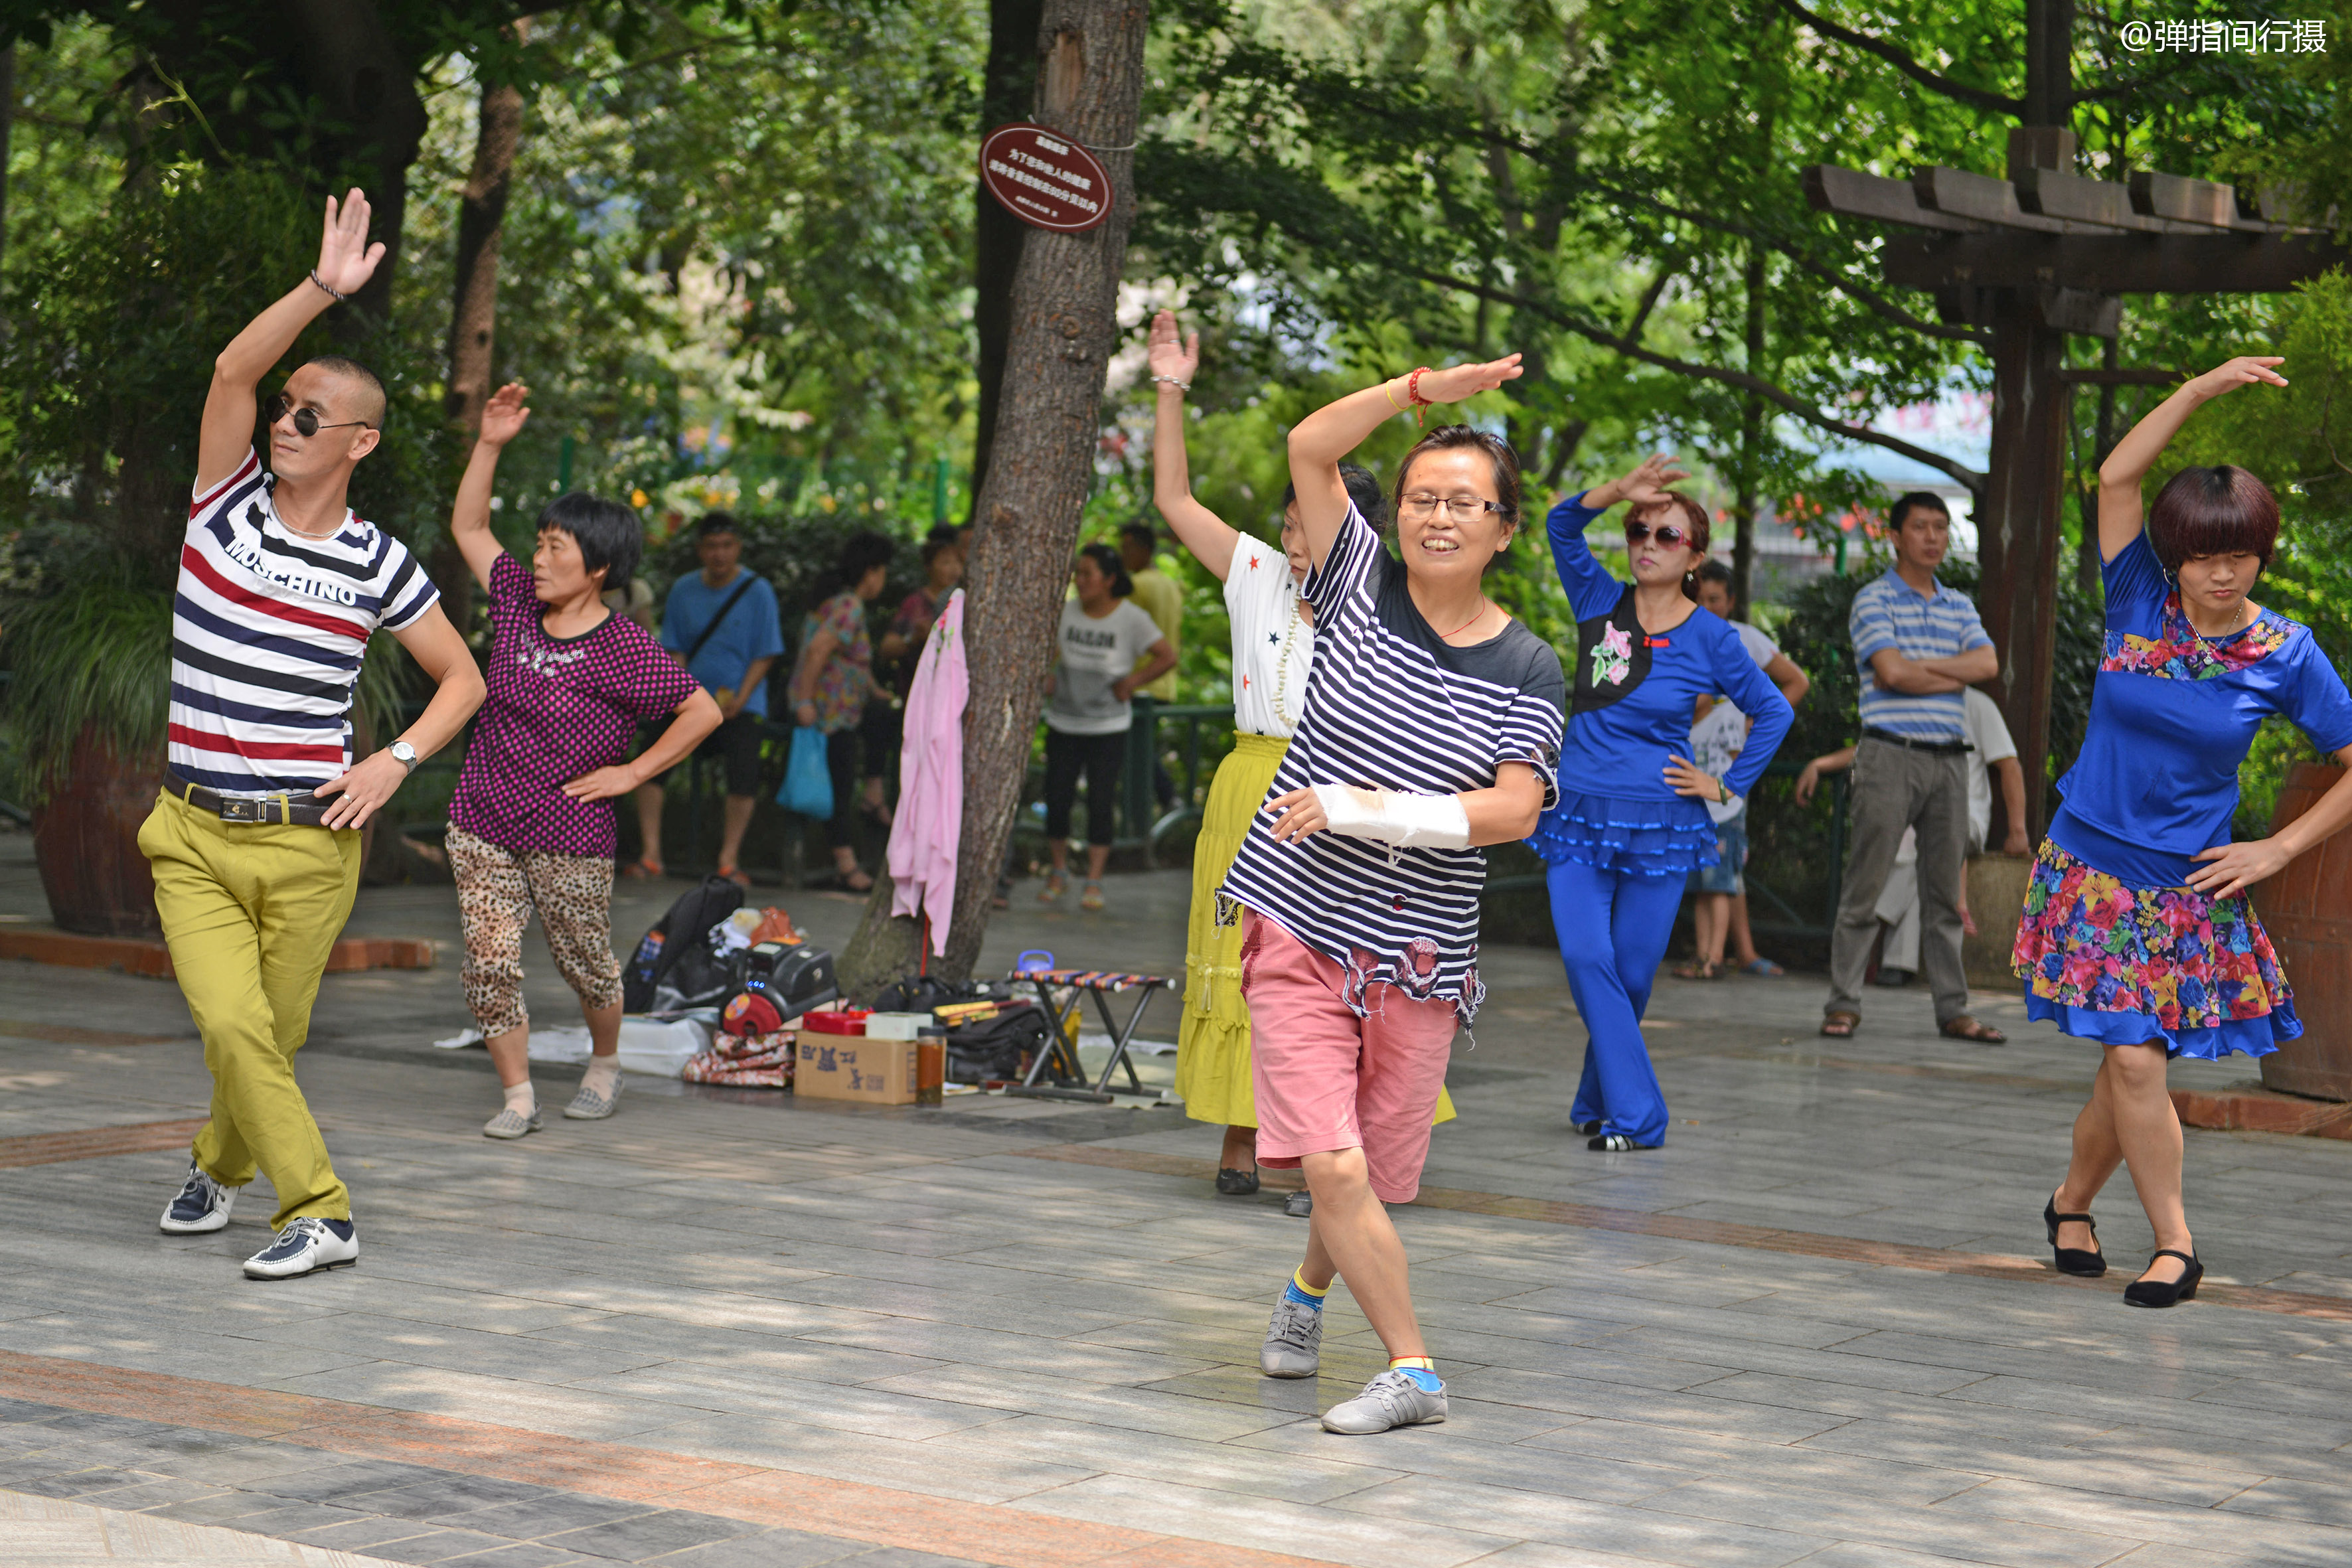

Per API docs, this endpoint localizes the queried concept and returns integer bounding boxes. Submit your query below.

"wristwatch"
[390,740,418,773]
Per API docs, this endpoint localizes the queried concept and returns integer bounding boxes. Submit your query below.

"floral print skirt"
[2011,838,2300,1060]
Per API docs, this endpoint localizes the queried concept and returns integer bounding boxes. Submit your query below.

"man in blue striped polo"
[1822,493,2007,1043]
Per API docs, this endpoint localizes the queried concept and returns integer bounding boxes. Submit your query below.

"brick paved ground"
[2,828,2349,1568]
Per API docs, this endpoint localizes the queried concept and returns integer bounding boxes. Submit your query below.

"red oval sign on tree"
[979,123,1113,233]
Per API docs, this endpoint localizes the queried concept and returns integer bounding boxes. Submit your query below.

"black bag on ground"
[622,876,745,1012]
[943,1003,1048,1085]
[871,974,975,1014]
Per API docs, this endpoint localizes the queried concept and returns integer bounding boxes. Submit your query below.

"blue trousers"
[1546,858,1683,1147]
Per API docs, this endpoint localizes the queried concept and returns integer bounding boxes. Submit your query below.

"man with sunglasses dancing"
[147,189,485,1279]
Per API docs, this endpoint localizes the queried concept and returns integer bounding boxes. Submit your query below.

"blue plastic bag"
[778,725,834,821]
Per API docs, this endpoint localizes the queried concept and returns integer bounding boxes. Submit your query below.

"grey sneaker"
[483,1105,542,1140]
[564,1076,621,1120]
[160,1160,239,1234]
[1260,1295,1323,1379]
[1320,1368,1447,1435]
[1283,1190,1314,1219]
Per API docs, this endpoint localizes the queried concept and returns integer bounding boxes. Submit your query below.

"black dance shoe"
[2043,1194,2106,1277]
[2124,1249,2202,1308]
[1573,1119,1601,1137]
[1588,1134,1657,1152]
[1214,1167,1261,1196]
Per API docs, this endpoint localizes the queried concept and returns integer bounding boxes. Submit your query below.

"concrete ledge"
[0,925,433,979]
[2173,1080,2352,1140]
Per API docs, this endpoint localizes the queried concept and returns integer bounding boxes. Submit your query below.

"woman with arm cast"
[2018,355,2352,1308]
[1146,312,1456,1208]
[1529,459,1794,1152]
[1221,353,1565,1436]
[444,383,722,1137]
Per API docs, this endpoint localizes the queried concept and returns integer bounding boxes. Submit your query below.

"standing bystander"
[1676,561,1810,979]
[1821,494,2007,1042]
[151,190,487,1279]
[1120,520,1183,813]
[629,513,785,886]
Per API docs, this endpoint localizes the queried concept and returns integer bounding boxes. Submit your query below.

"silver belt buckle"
[217,797,263,823]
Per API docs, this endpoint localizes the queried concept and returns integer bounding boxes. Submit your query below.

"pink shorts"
[1241,911,1458,1203]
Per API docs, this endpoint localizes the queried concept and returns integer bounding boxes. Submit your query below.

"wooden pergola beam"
[1884,231,2350,293]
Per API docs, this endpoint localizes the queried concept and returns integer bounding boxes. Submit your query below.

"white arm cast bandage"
[1311,785,1472,850]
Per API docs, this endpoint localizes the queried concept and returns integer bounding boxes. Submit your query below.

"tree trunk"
[836,2,1146,992]
[275,1,429,330]
[431,69,527,628]
[0,44,13,280]
[969,0,1047,514]
[1730,245,1766,617]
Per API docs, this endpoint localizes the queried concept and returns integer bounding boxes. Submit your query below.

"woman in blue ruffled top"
[2017,354,2352,1308]
[1531,455,1793,1150]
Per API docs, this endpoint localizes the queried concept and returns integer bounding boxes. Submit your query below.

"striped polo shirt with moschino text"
[170,450,439,795]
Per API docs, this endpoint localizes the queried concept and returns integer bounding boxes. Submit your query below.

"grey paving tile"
[822,1550,992,1568]
[542,1508,765,1561]
[367,1527,542,1563]
[635,1529,875,1568]
[248,1458,461,1503]
[362,1472,555,1518]
[436,1491,660,1539]
[6,1465,161,1498]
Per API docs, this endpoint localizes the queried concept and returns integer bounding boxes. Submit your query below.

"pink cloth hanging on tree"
[888,588,966,955]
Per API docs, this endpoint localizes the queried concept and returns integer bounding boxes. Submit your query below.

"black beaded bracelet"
[307,268,349,303]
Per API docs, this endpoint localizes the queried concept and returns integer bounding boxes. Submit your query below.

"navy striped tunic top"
[1219,504,1566,1024]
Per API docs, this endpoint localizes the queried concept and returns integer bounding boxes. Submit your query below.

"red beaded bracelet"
[1405,366,1433,426]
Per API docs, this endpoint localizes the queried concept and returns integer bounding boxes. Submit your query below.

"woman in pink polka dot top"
[445,382,724,1138]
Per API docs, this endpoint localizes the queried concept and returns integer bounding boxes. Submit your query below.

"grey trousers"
[1826,738,1971,1025]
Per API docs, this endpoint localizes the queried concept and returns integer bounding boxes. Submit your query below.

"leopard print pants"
[447,821,623,1038]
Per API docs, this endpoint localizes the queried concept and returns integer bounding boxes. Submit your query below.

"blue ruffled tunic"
[1528,493,1794,875]
[2012,533,2352,1059]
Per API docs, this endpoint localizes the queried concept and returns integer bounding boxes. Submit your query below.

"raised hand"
[2191,356,2288,400]
[317,189,387,298]
[1148,310,1200,388]
[479,382,532,447]
[1415,354,1524,406]
[1618,453,1690,505]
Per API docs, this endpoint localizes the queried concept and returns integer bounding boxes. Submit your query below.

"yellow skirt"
[1174,733,1456,1131]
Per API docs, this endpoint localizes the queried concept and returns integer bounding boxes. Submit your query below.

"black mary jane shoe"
[1214,1167,1261,1196]
[1573,1119,1602,1137]
[1589,1134,1658,1152]
[2043,1194,2107,1277]
[2124,1249,2203,1309]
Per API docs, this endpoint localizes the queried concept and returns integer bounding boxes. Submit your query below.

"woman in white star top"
[1148,313,1456,1207]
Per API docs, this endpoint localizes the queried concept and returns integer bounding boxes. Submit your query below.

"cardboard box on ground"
[795,1035,923,1104]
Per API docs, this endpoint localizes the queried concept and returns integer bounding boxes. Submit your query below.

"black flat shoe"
[2124,1249,2202,1308]
[2043,1194,2106,1277]
[1588,1134,1657,1152]
[1283,1190,1312,1218]
[1573,1119,1601,1137]
[1214,1167,1260,1196]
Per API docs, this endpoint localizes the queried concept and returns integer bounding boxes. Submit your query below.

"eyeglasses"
[1624,519,1692,548]
[265,392,375,438]
[1399,492,1506,523]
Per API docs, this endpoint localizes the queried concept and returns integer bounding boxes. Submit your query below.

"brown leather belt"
[169,770,335,827]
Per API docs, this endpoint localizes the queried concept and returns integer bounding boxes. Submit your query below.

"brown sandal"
[621,856,665,880]
[1940,1014,2007,1044]
[1820,1010,1859,1038]
[1672,959,1720,980]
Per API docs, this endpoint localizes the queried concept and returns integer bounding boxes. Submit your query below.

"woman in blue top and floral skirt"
[2019,355,2352,1308]
[1531,455,1794,1151]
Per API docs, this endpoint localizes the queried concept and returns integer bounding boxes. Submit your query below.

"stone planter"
[2254,762,2352,1102]
[1962,850,2033,994]
[31,730,164,937]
